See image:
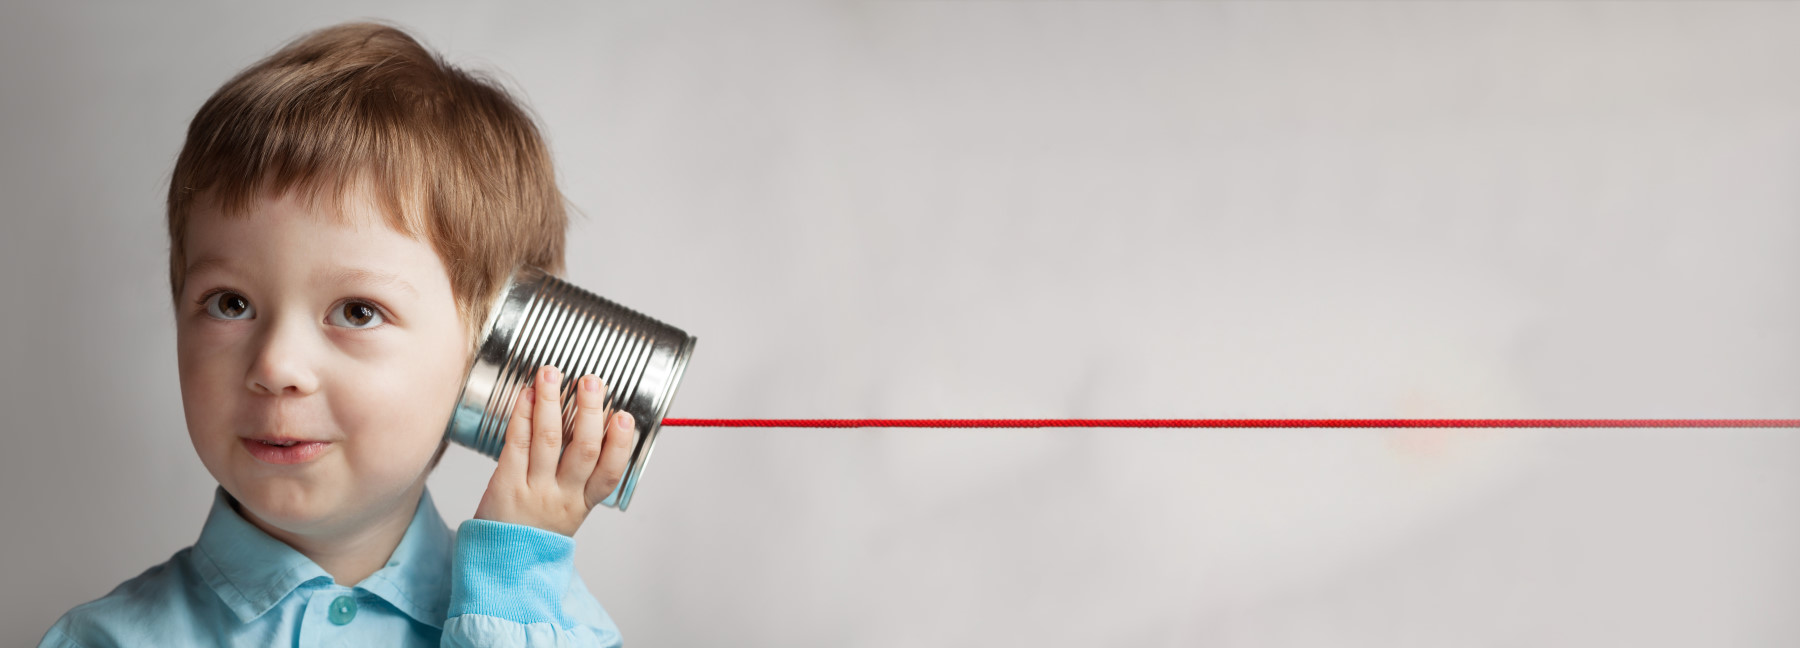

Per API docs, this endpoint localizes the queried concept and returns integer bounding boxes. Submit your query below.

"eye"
[329,301,386,329]
[203,291,254,320]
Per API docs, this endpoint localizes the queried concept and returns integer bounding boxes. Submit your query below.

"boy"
[40,22,637,647]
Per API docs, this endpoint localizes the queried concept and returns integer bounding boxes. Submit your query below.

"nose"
[245,314,322,396]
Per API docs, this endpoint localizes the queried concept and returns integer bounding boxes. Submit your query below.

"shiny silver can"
[444,265,696,511]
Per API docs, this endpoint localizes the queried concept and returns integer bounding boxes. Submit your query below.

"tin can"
[443,265,696,511]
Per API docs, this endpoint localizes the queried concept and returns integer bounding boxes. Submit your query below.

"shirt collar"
[193,485,454,629]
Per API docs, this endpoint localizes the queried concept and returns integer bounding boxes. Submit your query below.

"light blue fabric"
[39,486,623,647]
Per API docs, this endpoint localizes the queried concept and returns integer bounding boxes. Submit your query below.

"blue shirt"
[39,486,624,647]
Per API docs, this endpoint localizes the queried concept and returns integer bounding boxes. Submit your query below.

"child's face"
[176,187,470,536]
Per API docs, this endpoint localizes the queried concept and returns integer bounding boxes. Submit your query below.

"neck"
[234,482,426,586]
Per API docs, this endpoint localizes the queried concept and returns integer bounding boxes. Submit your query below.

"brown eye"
[331,301,384,329]
[205,292,253,320]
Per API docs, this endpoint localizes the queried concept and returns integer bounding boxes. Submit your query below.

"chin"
[228,478,339,527]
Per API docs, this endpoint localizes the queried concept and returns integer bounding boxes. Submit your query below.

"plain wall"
[4,2,1799,646]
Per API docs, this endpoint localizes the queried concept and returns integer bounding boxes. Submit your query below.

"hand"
[473,364,638,537]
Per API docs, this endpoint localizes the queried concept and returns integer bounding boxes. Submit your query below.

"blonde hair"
[167,21,567,354]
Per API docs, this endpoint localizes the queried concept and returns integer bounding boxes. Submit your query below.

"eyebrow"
[185,256,420,298]
[183,256,233,279]
[324,267,420,299]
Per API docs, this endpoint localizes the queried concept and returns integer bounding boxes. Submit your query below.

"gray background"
[5,1,1800,646]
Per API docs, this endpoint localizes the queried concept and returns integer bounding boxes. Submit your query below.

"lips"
[241,437,332,464]
[247,437,320,447]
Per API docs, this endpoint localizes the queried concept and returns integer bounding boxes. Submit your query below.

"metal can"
[443,265,696,511]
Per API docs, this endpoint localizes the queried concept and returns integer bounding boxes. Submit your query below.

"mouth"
[240,437,333,464]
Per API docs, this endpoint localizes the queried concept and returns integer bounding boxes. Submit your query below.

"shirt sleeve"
[37,624,88,648]
[442,519,624,648]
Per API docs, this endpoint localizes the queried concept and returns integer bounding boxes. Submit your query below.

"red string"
[662,418,1800,429]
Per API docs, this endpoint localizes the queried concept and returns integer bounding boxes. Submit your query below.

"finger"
[558,375,610,490]
[494,384,535,483]
[527,365,565,488]
[587,410,638,507]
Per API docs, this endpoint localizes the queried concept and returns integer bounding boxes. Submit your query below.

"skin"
[176,186,636,586]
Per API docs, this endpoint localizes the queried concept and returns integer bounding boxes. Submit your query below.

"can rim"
[613,332,696,511]
[442,265,540,457]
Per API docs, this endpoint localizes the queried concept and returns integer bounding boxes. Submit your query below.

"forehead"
[182,188,447,294]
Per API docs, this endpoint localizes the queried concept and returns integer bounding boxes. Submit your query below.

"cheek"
[337,362,462,455]
[175,332,238,436]
[176,320,251,377]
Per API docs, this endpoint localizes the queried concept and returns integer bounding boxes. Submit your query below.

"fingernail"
[544,365,560,383]
[521,387,535,402]
[582,375,598,392]
[615,411,633,427]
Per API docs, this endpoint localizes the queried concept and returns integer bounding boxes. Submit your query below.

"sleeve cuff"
[450,518,578,626]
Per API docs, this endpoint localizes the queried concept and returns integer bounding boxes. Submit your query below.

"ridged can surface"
[443,266,696,511]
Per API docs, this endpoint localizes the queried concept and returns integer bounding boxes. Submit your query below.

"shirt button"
[328,595,358,625]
